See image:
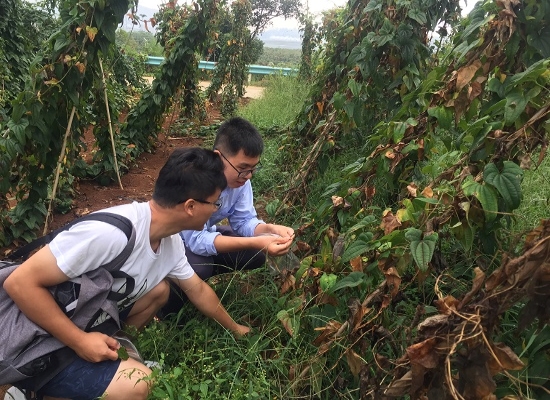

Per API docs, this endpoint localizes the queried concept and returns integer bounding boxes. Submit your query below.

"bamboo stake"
[99,57,123,190]
[44,106,76,235]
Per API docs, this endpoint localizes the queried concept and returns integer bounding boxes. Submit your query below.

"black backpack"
[0,212,136,391]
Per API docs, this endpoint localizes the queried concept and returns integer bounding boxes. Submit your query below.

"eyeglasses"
[218,151,262,179]
[193,198,223,210]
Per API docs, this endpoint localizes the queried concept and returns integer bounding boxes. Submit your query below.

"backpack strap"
[8,212,135,264]
[12,213,137,393]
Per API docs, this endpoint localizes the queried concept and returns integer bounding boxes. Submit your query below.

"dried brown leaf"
[350,256,363,272]
[296,241,311,253]
[313,320,342,346]
[456,60,482,92]
[364,186,376,200]
[280,273,295,294]
[384,370,412,397]
[421,187,434,198]
[346,349,364,377]
[296,220,315,236]
[488,342,525,375]
[384,267,401,298]
[459,267,486,309]
[380,210,402,235]
[407,183,418,197]
[331,195,344,207]
[316,101,324,114]
[434,295,459,315]
[407,337,439,369]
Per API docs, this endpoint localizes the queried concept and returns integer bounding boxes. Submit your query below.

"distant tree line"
[256,47,300,68]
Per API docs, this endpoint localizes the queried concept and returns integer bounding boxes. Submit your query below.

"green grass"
[136,269,333,399]
[237,74,308,131]
[511,149,550,234]
[236,74,309,225]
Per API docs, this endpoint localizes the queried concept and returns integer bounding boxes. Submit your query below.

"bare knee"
[125,280,170,329]
[103,359,152,400]
[152,279,170,308]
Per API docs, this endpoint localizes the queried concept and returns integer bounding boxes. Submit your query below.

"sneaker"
[4,386,26,400]
[144,360,162,370]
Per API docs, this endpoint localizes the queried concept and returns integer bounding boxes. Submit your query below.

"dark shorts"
[40,357,121,400]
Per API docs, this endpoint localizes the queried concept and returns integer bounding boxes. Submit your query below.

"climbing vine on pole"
[0,0,131,245]
[120,0,219,157]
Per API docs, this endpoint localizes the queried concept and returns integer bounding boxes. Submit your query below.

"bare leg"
[101,358,152,400]
[124,280,169,330]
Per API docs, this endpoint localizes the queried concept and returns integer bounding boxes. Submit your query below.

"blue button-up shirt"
[180,180,264,256]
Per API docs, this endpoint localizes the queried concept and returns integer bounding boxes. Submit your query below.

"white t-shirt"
[49,202,194,313]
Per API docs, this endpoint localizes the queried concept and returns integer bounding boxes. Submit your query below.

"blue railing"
[146,56,297,76]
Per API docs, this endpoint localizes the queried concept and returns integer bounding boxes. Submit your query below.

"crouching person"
[3,148,250,400]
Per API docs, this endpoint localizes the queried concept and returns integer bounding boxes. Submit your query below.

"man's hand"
[252,235,293,256]
[73,332,120,362]
[232,324,251,338]
[268,224,295,239]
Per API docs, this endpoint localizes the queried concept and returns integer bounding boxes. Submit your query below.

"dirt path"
[1,81,261,251]
[144,77,265,99]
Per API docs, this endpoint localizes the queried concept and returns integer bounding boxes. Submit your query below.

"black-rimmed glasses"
[178,198,223,209]
[193,198,223,210]
[218,151,262,179]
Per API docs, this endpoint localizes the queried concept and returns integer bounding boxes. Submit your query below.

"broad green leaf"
[483,162,523,209]
[527,26,550,58]
[346,218,375,236]
[408,9,427,25]
[507,60,550,87]
[407,231,438,272]
[428,106,453,130]
[348,79,361,97]
[332,92,346,110]
[451,221,475,253]
[405,228,422,242]
[462,179,499,222]
[504,91,528,125]
[342,238,369,262]
[391,121,407,142]
[7,118,29,143]
[117,346,129,360]
[11,104,26,122]
[364,0,382,12]
[462,12,494,39]
[377,18,394,47]
[295,256,313,281]
[331,271,366,292]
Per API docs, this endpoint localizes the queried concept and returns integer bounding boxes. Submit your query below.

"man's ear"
[179,199,195,215]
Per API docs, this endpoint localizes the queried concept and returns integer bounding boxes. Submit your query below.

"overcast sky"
[136,0,476,30]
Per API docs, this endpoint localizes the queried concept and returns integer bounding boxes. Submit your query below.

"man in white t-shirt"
[4,148,249,400]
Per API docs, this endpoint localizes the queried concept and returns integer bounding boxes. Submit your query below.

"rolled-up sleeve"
[180,226,220,256]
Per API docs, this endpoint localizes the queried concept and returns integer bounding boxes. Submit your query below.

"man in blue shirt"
[160,117,294,317]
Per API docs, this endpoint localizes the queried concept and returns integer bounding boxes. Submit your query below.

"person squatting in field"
[4,147,250,400]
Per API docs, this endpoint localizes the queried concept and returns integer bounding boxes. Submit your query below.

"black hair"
[213,117,264,157]
[153,147,227,208]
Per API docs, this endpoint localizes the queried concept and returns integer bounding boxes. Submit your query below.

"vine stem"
[43,105,76,235]
[99,57,123,190]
